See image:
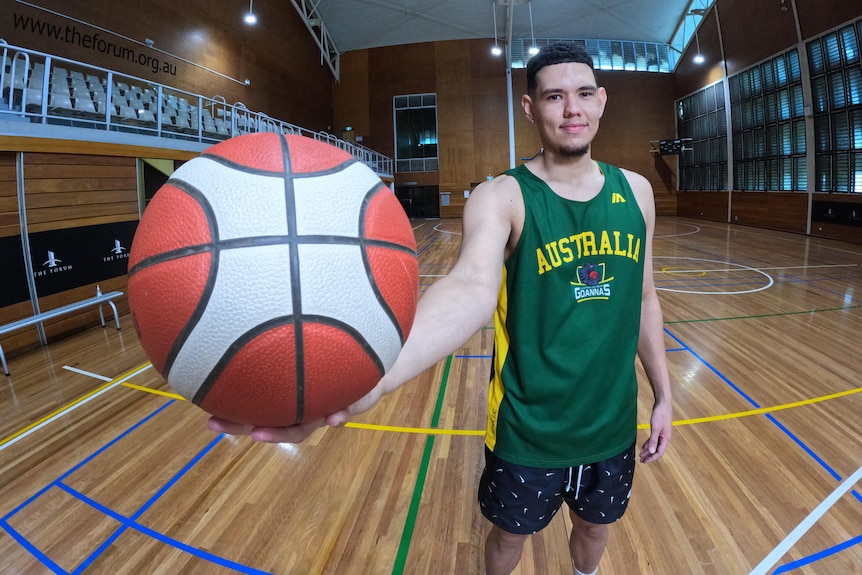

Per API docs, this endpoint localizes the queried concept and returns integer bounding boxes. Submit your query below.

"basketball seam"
[281,135,306,424]
[192,314,386,407]
[359,184,407,345]
[130,237,414,277]
[152,179,221,382]
[200,151,357,180]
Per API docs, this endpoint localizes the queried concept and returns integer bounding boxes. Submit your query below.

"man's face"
[522,62,608,157]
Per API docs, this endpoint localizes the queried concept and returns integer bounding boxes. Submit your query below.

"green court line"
[392,354,454,575]
[388,304,862,572]
[665,304,862,325]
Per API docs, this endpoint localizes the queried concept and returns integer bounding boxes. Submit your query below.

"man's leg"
[485,525,529,575]
[568,509,608,574]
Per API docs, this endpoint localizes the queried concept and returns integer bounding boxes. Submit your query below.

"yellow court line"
[345,422,485,435]
[668,386,862,428]
[122,382,184,400]
[0,363,152,449]
[345,386,862,435]
[119,377,862,436]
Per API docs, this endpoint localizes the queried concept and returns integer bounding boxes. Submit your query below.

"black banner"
[812,201,862,227]
[28,221,138,297]
[0,234,31,308]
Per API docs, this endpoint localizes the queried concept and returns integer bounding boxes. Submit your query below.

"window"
[678,80,728,191]
[393,93,438,173]
[730,49,805,191]
[808,17,862,192]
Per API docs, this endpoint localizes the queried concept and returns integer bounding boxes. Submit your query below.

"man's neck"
[530,148,599,187]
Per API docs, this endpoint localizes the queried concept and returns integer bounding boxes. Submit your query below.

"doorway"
[395,185,440,219]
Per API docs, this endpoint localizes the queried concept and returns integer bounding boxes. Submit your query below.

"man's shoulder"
[470,172,523,201]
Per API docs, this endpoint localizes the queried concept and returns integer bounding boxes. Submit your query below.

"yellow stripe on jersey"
[486,265,509,451]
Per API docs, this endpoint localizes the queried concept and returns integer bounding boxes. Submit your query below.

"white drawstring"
[566,465,585,500]
[574,465,584,500]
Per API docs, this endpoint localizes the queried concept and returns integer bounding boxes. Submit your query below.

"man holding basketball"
[210,42,672,575]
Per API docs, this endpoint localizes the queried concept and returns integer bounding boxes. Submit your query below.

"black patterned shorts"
[477,442,636,534]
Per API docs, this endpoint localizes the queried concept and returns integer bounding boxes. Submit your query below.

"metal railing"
[0,40,393,177]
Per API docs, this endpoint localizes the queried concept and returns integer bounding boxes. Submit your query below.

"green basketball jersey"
[486,161,646,467]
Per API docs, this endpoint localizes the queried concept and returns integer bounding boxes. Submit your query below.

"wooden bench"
[0,288,123,376]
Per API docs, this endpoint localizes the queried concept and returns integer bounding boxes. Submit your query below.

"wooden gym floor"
[1,216,860,575]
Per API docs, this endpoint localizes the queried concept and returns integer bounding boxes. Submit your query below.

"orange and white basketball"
[127,133,418,426]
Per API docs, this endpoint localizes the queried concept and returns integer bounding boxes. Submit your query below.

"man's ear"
[522,93,535,122]
[598,86,608,118]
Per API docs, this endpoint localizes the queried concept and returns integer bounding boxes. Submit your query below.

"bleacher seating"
[0,41,394,176]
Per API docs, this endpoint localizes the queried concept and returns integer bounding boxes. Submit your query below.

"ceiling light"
[244,0,257,25]
[693,29,704,64]
[491,1,502,56]
[528,1,539,56]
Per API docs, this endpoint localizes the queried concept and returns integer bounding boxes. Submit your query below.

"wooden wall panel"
[0,0,332,132]
[365,43,437,158]
[333,51,371,141]
[810,221,862,244]
[679,191,810,236]
[0,152,19,239]
[22,154,137,233]
[730,192,808,233]
[796,0,862,39]
[469,41,511,181]
[591,71,678,215]
[677,191,731,222]
[716,0,799,77]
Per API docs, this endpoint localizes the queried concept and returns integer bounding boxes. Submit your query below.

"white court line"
[686,220,862,257]
[654,256,774,295]
[0,364,152,453]
[749,464,862,575]
[655,263,858,275]
[63,365,112,381]
[412,222,426,231]
[655,223,701,238]
[433,223,461,235]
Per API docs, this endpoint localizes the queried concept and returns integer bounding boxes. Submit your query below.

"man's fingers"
[208,416,254,435]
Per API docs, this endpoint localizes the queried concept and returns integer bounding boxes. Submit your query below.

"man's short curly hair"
[526,42,596,96]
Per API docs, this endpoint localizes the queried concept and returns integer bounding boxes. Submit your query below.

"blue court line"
[60,434,273,575]
[664,327,862,572]
[62,485,273,575]
[0,401,175,574]
[0,521,66,574]
[772,533,862,573]
[67,433,229,575]
[415,235,439,257]
[1,400,273,575]
[1,400,174,524]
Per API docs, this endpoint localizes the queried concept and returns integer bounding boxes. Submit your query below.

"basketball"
[127,133,419,426]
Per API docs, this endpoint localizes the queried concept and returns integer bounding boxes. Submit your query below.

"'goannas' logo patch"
[570,263,614,302]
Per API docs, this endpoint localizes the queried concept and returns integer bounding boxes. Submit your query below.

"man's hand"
[207,410,351,444]
[205,379,388,444]
[639,400,672,463]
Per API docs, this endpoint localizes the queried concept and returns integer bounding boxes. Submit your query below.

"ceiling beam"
[290,0,341,81]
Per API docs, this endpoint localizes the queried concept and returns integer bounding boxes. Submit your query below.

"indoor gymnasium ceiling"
[309,0,697,53]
